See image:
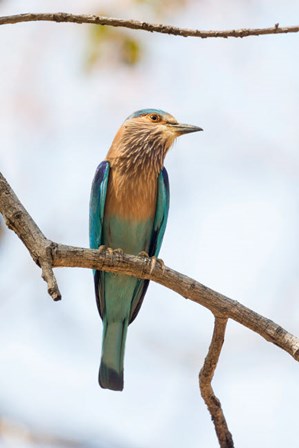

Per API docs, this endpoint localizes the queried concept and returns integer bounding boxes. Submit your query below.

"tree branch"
[0,13,298,39]
[0,173,61,300]
[1,171,299,447]
[199,317,234,448]
[1,171,299,361]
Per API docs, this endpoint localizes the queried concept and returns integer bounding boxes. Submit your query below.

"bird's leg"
[138,252,165,274]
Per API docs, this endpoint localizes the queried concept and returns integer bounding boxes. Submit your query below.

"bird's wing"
[89,161,110,250]
[89,161,110,318]
[129,167,170,323]
[149,167,170,257]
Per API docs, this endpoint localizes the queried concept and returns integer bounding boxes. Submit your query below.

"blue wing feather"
[89,161,110,249]
[129,167,170,323]
[89,161,110,318]
[149,167,170,257]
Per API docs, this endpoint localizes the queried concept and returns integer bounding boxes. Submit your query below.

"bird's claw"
[138,252,165,274]
[149,256,165,274]
[99,246,124,256]
[113,248,124,255]
[149,257,157,274]
[156,257,165,273]
[138,251,150,258]
[113,247,124,255]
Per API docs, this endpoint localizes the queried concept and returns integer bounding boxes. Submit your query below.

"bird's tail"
[99,319,128,391]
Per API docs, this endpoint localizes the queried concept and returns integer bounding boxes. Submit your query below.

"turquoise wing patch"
[89,161,110,250]
[89,161,110,319]
[149,167,170,257]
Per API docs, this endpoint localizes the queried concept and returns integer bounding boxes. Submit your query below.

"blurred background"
[1,0,299,446]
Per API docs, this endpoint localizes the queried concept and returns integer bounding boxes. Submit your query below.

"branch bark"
[0,13,298,39]
[199,317,234,448]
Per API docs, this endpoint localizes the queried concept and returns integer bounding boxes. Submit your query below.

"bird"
[89,109,202,391]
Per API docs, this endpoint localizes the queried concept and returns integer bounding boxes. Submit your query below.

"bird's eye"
[150,114,160,122]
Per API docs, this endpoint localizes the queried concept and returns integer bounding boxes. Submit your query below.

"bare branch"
[1,171,299,363]
[0,173,61,300]
[199,317,233,448]
[0,13,298,39]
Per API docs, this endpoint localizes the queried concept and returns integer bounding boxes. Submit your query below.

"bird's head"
[107,109,202,174]
[124,108,202,144]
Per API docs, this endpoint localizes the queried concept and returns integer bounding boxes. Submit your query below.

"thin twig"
[0,13,298,39]
[199,317,233,448]
[1,171,299,362]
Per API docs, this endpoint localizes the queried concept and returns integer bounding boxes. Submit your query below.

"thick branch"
[0,13,298,39]
[0,173,61,300]
[1,171,299,362]
[199,317,233,448]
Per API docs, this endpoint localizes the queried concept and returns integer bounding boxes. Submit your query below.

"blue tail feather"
[99,319,128,391]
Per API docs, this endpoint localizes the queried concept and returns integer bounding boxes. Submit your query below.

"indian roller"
[89,109,202,391]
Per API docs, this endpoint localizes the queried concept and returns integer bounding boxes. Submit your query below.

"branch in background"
[199,317,234,448]
[0,13,298,39]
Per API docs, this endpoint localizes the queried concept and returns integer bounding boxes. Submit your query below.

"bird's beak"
[168,122,203,135]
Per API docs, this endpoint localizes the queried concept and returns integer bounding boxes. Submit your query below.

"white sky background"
[1,0,299,446]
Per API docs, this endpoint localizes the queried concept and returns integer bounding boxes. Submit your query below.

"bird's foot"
[149,256,165,274]
[98,246,124,257]
[138,252,165,274]
[112,248,124,262]
[113,248,124,255]
[138,251,150,258]
[98,245,113,255]
[98,245,107,253]
[157,258,165,273]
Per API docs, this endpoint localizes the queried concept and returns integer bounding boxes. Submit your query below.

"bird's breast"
[105,168,158,221]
